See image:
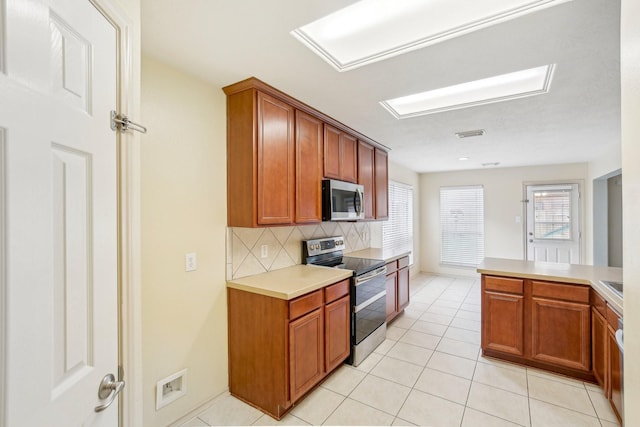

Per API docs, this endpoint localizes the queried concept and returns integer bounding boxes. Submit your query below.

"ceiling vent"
[482,162,500,167]
[456,129,485,139]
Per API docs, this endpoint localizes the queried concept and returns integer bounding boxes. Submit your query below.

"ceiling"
[141,0,621,173]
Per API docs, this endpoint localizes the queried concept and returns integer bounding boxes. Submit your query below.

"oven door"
[353,266,387,344]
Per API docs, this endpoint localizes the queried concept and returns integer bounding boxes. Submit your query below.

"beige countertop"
[478,257,623,314]
[227,264,353,300]
[347,247,411,263]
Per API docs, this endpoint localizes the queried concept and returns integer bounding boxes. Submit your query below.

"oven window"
[354,297,386,344]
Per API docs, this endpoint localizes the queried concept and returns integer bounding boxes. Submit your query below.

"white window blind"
[440,185,485,267]
[382,181,413,263]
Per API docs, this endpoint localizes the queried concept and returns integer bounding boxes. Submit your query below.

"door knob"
[94,373,125,412]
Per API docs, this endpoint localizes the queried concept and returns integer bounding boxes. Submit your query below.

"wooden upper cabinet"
[324,125,357,183]
[295,111,323,223]
[257,92,295,225]
[357,141,375,220]
[224,77,387,227]
[225,87,294,227]
[358,141,390,221]
[374,148,389,219]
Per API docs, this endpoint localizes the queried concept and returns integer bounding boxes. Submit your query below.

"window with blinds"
[533,189,572,240]
[440,185,484,267]
[382,181,413,263]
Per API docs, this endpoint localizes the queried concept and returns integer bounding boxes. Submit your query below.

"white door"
[525,183,581,264]
[1,0,120,425]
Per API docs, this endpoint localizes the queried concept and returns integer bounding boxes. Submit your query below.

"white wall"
[419,163,589,276]
[140,56,228,426]
[621,0,640,422]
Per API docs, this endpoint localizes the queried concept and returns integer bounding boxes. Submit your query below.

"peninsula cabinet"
[228,278,351,420]
[481,276,524,357]
[324,125,357,183]
[481,275,593,380]
[530,280,590,372]
[224,77,390,227]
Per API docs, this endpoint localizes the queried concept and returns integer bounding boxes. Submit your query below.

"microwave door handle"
[356,189,364,216]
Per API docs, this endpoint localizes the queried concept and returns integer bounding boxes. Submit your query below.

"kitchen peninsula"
[478,257,624,423]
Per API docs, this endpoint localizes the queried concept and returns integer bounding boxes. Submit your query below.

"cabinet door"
[397,267,410,312]
[482,291,524,356]
[591,306,607,389]
[325,295,350,373]
[607,326,623,421]
[295,111,323,223]
[374,148,389,219]
[341,133,358,183]
[323,125,341,180]
[385,272,398,322]
[289,308,324,402]
[357,141,375,220]
[257,92,295,224]
[530,297,590,371]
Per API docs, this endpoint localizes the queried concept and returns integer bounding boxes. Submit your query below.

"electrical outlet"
[156,369,187,410]
[260,245,268,258]
[185,253,197,272]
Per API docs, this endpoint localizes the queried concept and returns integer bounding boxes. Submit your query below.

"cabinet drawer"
[289,289,323,320]
[325,279,349,304]
[386,260,398,275]
[398,256,410,269]
[531,281,589,303]
[484,276,523,295]
[606,305,621,327]
[590,289,607,316]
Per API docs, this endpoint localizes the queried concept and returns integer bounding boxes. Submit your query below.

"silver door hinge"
[111,110,147,134]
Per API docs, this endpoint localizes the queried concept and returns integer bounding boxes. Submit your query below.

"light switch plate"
[185,253,197,272]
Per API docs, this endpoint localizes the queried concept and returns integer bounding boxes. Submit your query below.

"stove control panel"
[304,236,346,257]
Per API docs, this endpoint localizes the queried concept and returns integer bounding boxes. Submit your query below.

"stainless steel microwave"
[322,179,365,221]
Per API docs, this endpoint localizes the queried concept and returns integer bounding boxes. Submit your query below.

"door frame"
[89,1,143,425]
[522,180,584,263]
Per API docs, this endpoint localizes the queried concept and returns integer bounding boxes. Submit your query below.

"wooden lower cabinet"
[289,308,324,402]
[482,275,624,424]
[228,279,350,419]
[325,295,351,372]
[481,275,592,379]
[530,296,590,371]
[482,276,524,356]
[385,256,410,322]
[591,305,607,389]
[606,305,623,423]
[482,290,524,356]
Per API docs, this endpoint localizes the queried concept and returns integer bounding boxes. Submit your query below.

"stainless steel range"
[303,236,387,366]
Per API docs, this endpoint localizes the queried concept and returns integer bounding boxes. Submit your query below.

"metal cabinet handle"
[94,373,125,412]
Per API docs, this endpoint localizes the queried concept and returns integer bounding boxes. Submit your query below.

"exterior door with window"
[525,184,581,264]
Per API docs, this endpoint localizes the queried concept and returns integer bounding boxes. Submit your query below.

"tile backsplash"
[226,222,371,280]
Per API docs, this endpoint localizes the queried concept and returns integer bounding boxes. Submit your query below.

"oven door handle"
[354,290,387,313]
[355,266,387,285]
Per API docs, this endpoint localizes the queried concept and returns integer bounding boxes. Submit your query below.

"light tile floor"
[181,273,621,427]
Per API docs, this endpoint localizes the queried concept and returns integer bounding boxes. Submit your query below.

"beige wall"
[419,163,589,276]
[140,56,228,426]
[621,0,639,423]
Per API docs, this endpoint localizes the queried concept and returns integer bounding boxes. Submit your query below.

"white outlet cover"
[156,368,187,410]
